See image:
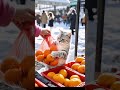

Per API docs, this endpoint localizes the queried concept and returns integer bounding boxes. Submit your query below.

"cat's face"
[57,30,71,43]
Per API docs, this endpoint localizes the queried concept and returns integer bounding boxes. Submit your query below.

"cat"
[51,30,71,66]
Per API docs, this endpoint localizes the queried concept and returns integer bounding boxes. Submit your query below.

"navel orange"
[35,50,43,57]
[59,69,68,78]
[77,65,85,74]
[53,74,65,84]
[71,63,80,70]
[47,72,56,79]
[75,57,85,63]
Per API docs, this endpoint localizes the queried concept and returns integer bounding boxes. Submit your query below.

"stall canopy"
[35,0,70,6]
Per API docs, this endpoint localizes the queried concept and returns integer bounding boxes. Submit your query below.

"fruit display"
[85,73,120,90]
[0,56,35,90]
[41,66,85,87]
[65,56,85,74]
[35,49,59,66]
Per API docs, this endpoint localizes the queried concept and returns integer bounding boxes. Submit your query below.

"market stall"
[35,0,85,87]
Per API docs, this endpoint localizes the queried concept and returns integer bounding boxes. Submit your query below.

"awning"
[70,0,85,6]
[35,0,70,6]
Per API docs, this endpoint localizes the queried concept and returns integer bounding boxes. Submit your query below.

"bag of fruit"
[35,35,61,68]
[0,23,35,90]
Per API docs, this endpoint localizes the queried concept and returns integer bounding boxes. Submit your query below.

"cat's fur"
[51,30,71,66]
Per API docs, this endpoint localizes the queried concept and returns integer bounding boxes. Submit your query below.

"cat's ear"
[59,29,64,34]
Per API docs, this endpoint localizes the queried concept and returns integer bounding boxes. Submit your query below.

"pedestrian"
[35,14,41,26]
[62,14,67,26]
[41,10,48,28]
[69,9,76,35]
[48,12,54,29]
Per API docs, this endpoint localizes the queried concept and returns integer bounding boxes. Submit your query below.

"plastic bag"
[38,35,69,69]
[39,35,57,52]
[8,27,34,61]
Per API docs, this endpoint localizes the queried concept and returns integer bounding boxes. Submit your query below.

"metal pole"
[95,0,105,75]
[75,0,80,57]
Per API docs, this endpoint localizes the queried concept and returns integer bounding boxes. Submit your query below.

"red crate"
[35,78,48,87]
[41,66,85,87]
[65,62,85,75]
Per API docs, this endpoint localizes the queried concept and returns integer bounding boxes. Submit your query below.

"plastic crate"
[35,78,48,87]
[65,62,85,75]
[41,65,85,87]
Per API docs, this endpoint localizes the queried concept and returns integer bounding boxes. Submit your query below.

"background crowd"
[35,8,85,35]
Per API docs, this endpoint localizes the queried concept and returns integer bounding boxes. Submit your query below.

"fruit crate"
[41,65,85,87]
[65,62,85,75]
[35,78,48,87]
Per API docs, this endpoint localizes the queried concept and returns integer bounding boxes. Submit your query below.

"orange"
[81,60,85,65]
[70,75,80,80]
[4,68,22,85]
[110,81,120,90]
[50,60,58,66]
[59,69,68,78]
[75,57,85,63]
[68,78,82,87]
[50,43,58,51]
[53,74,65,84]
[77,65,85,74]
[35,83,39,87]
[97,73,117,88]
[1,57,19,73]
[44,59,50,65]
[44,49,51,57]
[47,72,56,79]
[20,56,34,76]
[46,54,54,62]
[36,55,44,61]
[35,50,43,57]
[64,78,70,87]
[71,63,80,70]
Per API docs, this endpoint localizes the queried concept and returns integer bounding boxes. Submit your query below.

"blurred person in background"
[41,10,48,28]
[48,12,54,30]
[62,14,68,26]
[35,14,41,26]
[69,9,76,35]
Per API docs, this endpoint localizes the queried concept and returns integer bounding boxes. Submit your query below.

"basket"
[41,66,85,87]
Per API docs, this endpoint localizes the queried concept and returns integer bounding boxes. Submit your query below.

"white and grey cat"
[51,30,71,66]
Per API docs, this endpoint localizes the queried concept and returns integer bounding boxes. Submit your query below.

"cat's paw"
[51,51,67,60]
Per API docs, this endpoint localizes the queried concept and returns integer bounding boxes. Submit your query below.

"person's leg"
[44,24,46,28]
[71,29,74,35]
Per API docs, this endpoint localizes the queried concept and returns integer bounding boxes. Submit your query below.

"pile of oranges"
[35,48,58,66]
[71,56,85,74]
[0,56,34,90]
[47,69,83,87]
